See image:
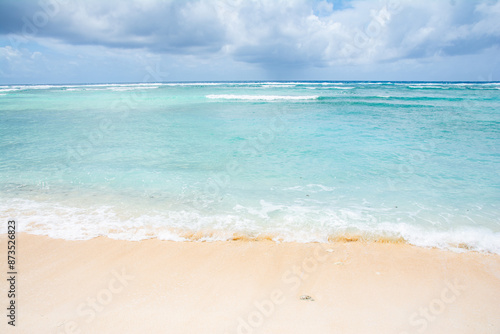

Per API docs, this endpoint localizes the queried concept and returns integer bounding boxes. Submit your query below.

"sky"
[0,0,499,84]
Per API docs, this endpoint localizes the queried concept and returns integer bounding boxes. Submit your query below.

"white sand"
[1,233,499,334]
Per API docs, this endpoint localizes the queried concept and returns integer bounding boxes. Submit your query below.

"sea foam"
[206,94,319,100]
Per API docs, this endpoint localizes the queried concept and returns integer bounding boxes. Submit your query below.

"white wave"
[329,86,355,90]
[31,85,57,89]
[376,223,500,254]
[107,86,160,92]
[260,84,296,88]
[408,85,449,89]
[11,85,57,90]
[162,82,227,86]
[239,82,337,86]
[58,83,162,92]
[163,82,346,87]
[83,83,160,88]
[1,198,499,253]
[159,82,267,87]
[206,94,319,101]
[405,83,443,86]
[0,88,20,93]
[283,184,335,192]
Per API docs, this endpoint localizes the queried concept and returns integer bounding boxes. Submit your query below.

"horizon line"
[2,80,500,86]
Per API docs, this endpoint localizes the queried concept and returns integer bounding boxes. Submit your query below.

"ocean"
[0,82,499,253]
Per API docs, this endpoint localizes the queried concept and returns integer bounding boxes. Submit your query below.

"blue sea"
[0,82,499,253]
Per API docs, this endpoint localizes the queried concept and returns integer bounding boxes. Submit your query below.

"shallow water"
[0,82,499,252]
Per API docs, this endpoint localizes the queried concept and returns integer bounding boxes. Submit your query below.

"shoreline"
[1,233,499,333]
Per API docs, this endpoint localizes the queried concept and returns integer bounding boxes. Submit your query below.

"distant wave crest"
[206,94,319,101]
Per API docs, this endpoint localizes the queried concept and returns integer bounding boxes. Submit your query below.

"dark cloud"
[443,36,500,56]
[0,0,40,34]
[1,0,227,54]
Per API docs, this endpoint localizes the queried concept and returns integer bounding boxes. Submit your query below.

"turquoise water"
[0,82,499,252]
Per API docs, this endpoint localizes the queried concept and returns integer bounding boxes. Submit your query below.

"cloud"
[0,0,499,82]
[0,45,45,80]
[0,45,21,60]
[1,0,228,54]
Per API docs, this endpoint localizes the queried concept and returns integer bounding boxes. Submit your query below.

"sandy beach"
[2,0,500,333]
[0,233,498,334]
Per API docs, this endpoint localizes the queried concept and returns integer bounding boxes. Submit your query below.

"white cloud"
[0,45,22,60]
[0,0,499,82]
